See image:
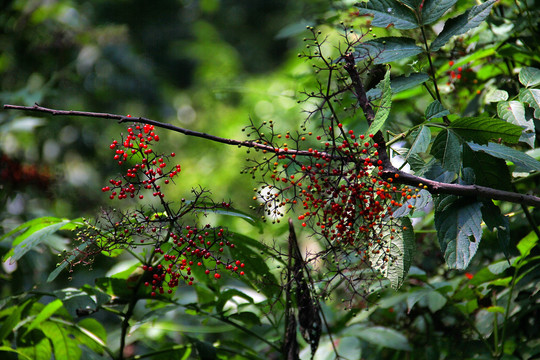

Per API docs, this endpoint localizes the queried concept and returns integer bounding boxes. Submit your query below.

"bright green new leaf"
[370,217,415,290]
[449,117,522,144]
[516,230,539,258]
[467,142,540,173]
[425,100,449,120]
[435,197,483,269]
[430,0,497,52]
[41,321,82,360]
[430,129,462,174]
[497,101,535,147]
[24,299,64,335]
[355,37,423,64]
[367,68,392,136]
[519,67,540,88]
[0,346,33,360]
[519,88,540,118]
[357,0,418,29]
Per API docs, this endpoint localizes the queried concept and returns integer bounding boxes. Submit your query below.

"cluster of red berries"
[103,121,180,200]
[446,60,476,86]
[140,224,245,296]
[255,127,415,262]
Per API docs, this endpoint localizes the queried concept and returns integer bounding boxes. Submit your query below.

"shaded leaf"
[430,0,497,52]
[426,100,449,120]
[449,117,522,144]
[356,37,423,64]
[431,129,462,173]
[435,197,482,269]
[402,126,431,165]
[367,68,392,135]
[497,101,535,147]
[47,241,90,283]
[467,142,540,173]
[519,67,540,88]
[463,144,512,191]
[352,326,412,351]
[416,158,457,183]
[392,189,432,217]
[421,0,459,25]
[357,0,418,29]
[367,72,429,99]
[481,202,510,261]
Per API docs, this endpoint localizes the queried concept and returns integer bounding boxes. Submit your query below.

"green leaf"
[95,277,140,300]
[356,37,423,64]
[519,88,540,118]
[357,0,419,30]
[402,126,431,167]
[463,144,512,191]
[2,217,80,263]
[71,318,107,355]
[497,101,535,147]
[416,158,457,183]
[516,230,539,259]
[485,89,508,103]
[430,0,497,52]
[481,202,510,261]
[449,117,522,144]
[0,300,32,341]
[367,69,392,135]
[435,197,483,269]
[392,189,432,217]
[228,312,262,327]
[41,321,82,360]
[367,72,429,99]
[430,129,462,174]
[47,241,90,283]
[425,100,449,120]
[369,217,415,289]
[24,299,63,335]
[352,326,412,351]
[18,328,53,360]
[421,0,459,25]
[467,142,540,173]
[0,346,33,360]
[519,67,540,88]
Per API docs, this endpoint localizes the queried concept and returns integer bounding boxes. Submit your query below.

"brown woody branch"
[4,103,540,207]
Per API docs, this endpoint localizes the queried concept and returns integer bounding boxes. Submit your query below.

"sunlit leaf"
[467,142,540,173]
[519,67,540,88]
[41,321,82,360]
[435,197,483,269]
[24,299,63,335]
[497,101,535,147]
[430,0,497,51]
[519,88,540,118]
[485,89,508,103]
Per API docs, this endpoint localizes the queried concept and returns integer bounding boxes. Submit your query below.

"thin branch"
[4,103,540,207]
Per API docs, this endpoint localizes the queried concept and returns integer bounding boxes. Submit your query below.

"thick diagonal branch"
[4,103,540,207]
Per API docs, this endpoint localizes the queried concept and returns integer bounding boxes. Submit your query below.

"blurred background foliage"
[1,0,540,359]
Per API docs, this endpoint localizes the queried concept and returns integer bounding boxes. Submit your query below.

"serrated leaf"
[485,89,508,103]
[430,129,462,173]
[367,72,429,99]
[467,142,540,173]
[519,88,540,118]
[430,0,496,52]
[402,126,431,165]
[435,198,483,269]
[367,69,392,135]
[41,321,82,360]
[355,37,423,64]
[370,217,415,289]
[416,158,457,182]
[357,0,419,29]
[425,100,449,120]
[449,117,522,144]
[421,0,459,25]
[497,101,535,147]
[519,67,540,88]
